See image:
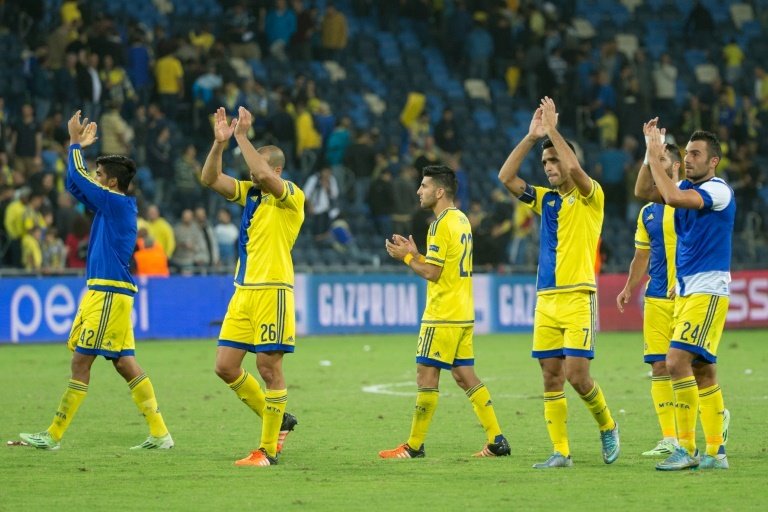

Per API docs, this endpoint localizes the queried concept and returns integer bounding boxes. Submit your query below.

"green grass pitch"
[2,331,767,511]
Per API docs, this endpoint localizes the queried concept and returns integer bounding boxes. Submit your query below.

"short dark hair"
[665,143,682,165]
[689,130,722,160]
[423,165,457,199]
[541,137,576,154]
[96,155,136,193]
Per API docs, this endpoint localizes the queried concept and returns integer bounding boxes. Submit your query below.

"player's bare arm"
[647,127,704,209]
[498,108,545,197]
[201,107,237,199]
[234,106,285,198]
[539,97,592,197]
[616,248,650,313]
[635,118,664,203]
[386,234,442,282]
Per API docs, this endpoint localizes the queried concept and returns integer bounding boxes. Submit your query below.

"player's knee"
[214,363,239,383]
[565,371,591,394]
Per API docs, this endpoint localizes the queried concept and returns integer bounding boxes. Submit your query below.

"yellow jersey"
[635,203,676,299]
[229,179,304,289]
[422,207,474,327]
[520,180,604,294]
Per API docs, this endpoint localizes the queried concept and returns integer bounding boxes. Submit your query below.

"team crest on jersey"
[568,196,575,205]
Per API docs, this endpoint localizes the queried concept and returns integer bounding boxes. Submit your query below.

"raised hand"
[385,234,416,261]
[647,126,666,160]
[213,107,236,143]
[79,122,99,148]
[539,97,559,132]
[67,111,87,144]
[528,107,547,140]
[642,117,659,139]
[234,106,253,137]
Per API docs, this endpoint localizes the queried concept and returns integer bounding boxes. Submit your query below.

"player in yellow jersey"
[379,165,510,459]
[498,97,619,468]
[201,107,304,467]
[617,124,682,456]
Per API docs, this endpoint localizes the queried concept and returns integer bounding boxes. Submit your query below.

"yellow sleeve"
[277,180,305,213]
[635,207,650,249]
[584,179,604,210]
[228,180,254,207]
[425,219,450,267]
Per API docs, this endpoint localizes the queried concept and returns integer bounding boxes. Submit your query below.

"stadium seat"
[615,33,639,59]
[695,63,720,84]
[730,2,755,28]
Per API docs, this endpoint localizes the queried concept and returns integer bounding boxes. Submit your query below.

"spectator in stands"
[412,135,442,172]
[132,227,170,277]
[127,32,152,107]
[30,52,55,124]
[722,38,745,86]
[146,125,173,206]
[325,116,352,167]
[41,226,66,270]
[631,48,654,117]
[154,41,184,119]
[509,200,535,267]
[265,0,297,62]
[242,79,271,139]
[653,53,678,120]
[408,111,431,152]
[65,213,89,269]
[442,0,472,66]
[22,224,43,271]
[466,12,494,80]
[473,188,514,270]
[195,207,219,268]
[596,137,632,219]
[295,101,322,177]
[681,95,704,135]
[189,22,216,57]
[173,144,203,216]
[304,166,339,239]
[100,54,136,109]
[434,108,461,156]
[77,52,103,124]
[10,104,42,178]
[0,184,14,266]
[684,0,714,49]
[367,167,395,236]
[214,207,238,267]
[322,211,379,266]
[54,52,81,119]
[172,208,207,272]
[291,0,317,62]
[391,165,420,236]
[100,102,133,156]
[54,192,78,241]
[344,129,376,207]
[320,2,348,62]
[223,2,261,60]
[729,143,760,232]
[145,204,175,261]
[267,99,297,170]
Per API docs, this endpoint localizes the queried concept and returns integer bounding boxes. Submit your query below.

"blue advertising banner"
[0,276,236,343]
[491,275,538,332]
[304,273,427,334]
[0,273,541,343]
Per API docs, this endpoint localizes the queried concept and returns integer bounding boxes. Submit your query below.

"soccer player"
[498,97,619,468]
[201,107,304,467]
[379,165,510,459]
[20,111,173,450]
[616,120,682,456]
[638,127,734,471]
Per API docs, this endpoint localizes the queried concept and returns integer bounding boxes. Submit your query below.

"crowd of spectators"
[1,0,767,276]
